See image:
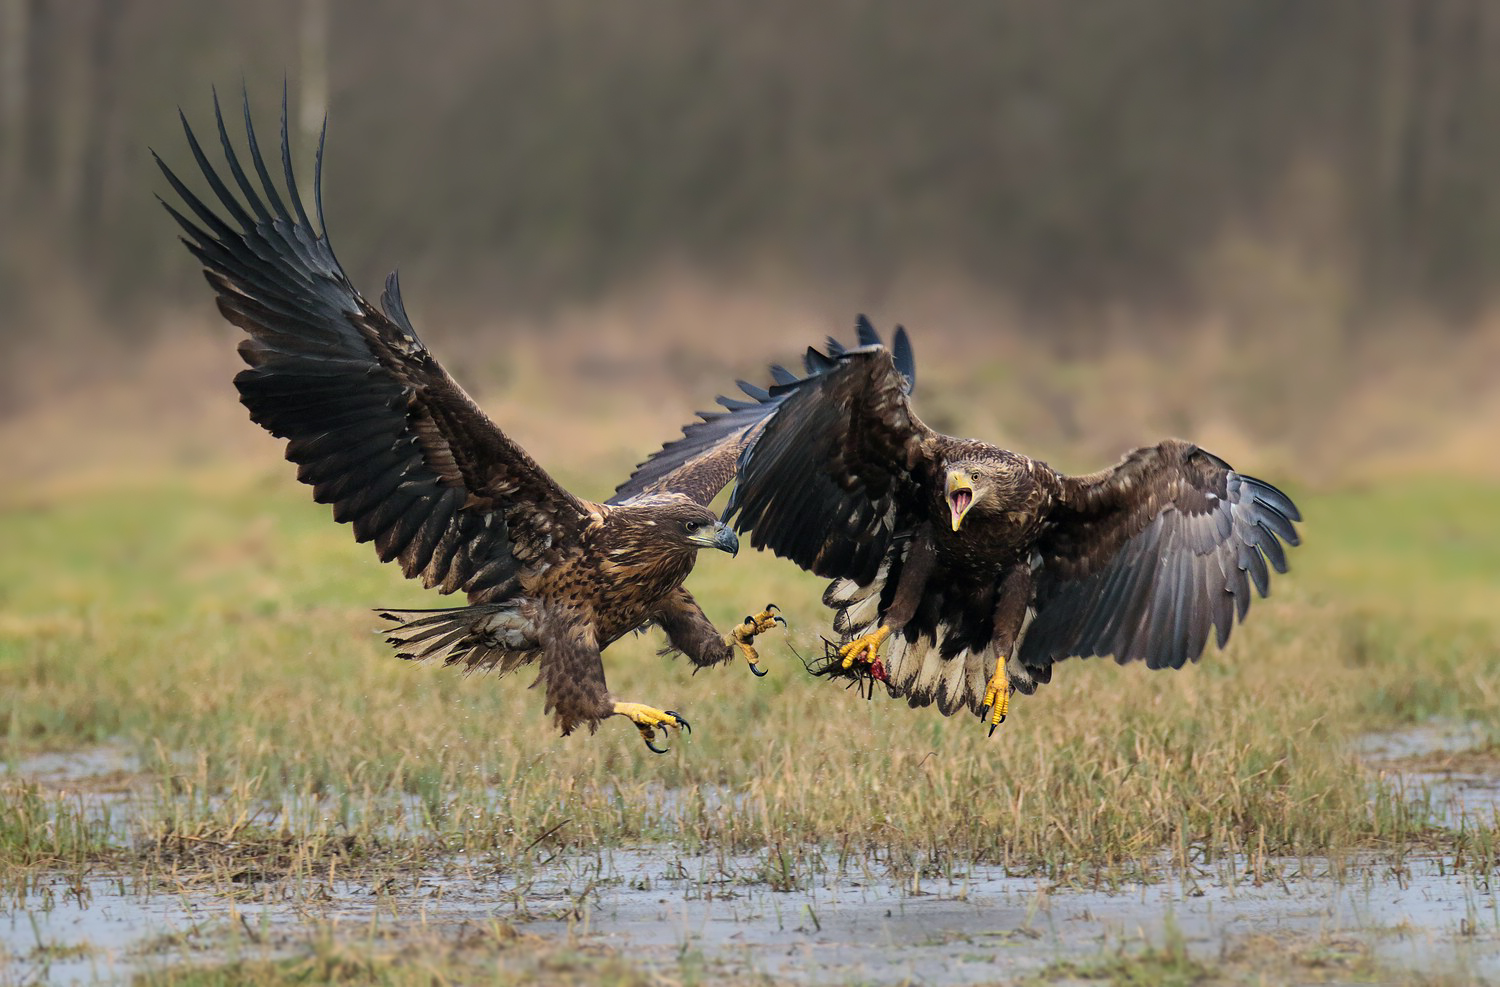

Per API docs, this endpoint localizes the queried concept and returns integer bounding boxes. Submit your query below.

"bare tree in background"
[0,0,26,210]
[76,0,125,248]
[5,0,1500,341]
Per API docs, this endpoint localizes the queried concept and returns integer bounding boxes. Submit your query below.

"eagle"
[153,90,782,752]
[618,318,1302,732]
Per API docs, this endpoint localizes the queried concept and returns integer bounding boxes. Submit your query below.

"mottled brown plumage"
[156,90,779,750]
[623,318,1303,727]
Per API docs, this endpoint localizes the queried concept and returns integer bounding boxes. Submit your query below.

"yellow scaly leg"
[979,660,1010,737]
[837,625,891,669]
[613,702,690,754]
[726,604,787,677]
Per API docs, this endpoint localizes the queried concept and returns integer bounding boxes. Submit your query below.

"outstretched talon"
[837,625,892,670]
[978,670,1010,737]
[613,702,690,753]
[728,603,787,677]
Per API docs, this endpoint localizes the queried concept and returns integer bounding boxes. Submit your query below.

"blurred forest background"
[1,0,1498,489]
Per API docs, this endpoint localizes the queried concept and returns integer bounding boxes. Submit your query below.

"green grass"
[1,465,1498,981]
[2,470,1498,873]
[135,937,756,987]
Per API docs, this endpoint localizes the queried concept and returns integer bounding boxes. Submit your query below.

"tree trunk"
[0,0,26,209]
[77,0,124,244]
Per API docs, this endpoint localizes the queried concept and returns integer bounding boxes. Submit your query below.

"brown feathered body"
[618,319,1303,718]
[157,93,745,738]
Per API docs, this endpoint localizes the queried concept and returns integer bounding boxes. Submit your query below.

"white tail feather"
[911,628,947,697]
[966,649,988,703]
[941,641,972,707]
[824,549,1017,716]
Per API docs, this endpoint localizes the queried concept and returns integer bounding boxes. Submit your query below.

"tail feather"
[940,640,984,713]
[909,627,947,699]
[827,567,987,716]
[823,553,1040,718]
[826,565,886,636]
[377,602,539,674]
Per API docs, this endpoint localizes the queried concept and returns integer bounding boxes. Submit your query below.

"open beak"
[946,471,974,531]
[691,521,740,557]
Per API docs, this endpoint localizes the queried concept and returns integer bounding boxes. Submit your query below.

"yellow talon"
[612,702,690,753]
[980,670,1010,733]
[728,604,785,677]
[837,625,892,669]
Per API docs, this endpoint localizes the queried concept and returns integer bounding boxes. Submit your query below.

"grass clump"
[1029,949,1209,987]
[1,470,1498,881]
[0,782,120,895]
[133,922,751,987]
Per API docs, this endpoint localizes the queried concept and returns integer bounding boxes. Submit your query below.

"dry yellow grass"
[2,445,1495,881]
[2,286,1498,984]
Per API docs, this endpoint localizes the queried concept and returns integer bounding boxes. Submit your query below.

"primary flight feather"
[155,90,780,751]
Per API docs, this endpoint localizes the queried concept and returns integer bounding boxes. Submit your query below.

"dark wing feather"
[157,89,591,598]
[1019,439,1301,671]
[609,317,915,506]
[727,338,935,584]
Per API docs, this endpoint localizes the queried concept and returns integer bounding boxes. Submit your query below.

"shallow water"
[5,731,1500,984]
[4,845,1500,985]
[0,746,141,785]
[1,879,191,985]
[1360,721,1500,829]
[516,847,1500,984]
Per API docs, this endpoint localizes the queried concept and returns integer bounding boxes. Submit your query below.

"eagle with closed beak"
[154,90,781,752]
[619,318,1302,733]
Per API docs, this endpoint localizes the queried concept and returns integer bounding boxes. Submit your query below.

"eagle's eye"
[684,520,702,533]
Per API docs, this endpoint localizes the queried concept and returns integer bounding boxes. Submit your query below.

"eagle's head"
[942,455,1032,532]
[675,505,741,557]
[610,497,740,557]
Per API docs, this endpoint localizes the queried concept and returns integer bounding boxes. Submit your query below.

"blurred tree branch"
[4,0,1500,342]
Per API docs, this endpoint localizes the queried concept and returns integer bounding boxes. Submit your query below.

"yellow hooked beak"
[946,471,975,531]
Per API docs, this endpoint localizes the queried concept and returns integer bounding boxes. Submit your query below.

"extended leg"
[979,565,1032,736]
[540,619,689,753]
[727,604,787,677]
[657,588,785,678]
[833,530,938,677]
[979,670,1010,734]
[612,703,690,754]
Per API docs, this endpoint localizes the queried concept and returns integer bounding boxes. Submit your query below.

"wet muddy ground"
[10,847,1500,984]
[5,724,1500,985]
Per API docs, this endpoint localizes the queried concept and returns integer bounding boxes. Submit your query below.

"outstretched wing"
[1019,439,1302,671]
[726,329,935,584]
[155,89,591,599]
[610,317,916,506]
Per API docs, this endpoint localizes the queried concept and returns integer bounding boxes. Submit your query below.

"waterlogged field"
[1,465,1498,985]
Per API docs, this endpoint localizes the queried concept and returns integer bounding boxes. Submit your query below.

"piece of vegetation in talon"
[622,317,1302,734]
[153,89,783,752]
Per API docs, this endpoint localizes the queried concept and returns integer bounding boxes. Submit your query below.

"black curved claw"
[643,729,669,754]
[765,603,779,613]
[987,716,1004,738]
[979,704,990,721]
[665,710,691,735]
[748,661,769,678]
[743,614,756,626]
[773,615,788,627]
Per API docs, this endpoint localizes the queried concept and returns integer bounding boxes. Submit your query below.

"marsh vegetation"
[2,332,1498,983]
